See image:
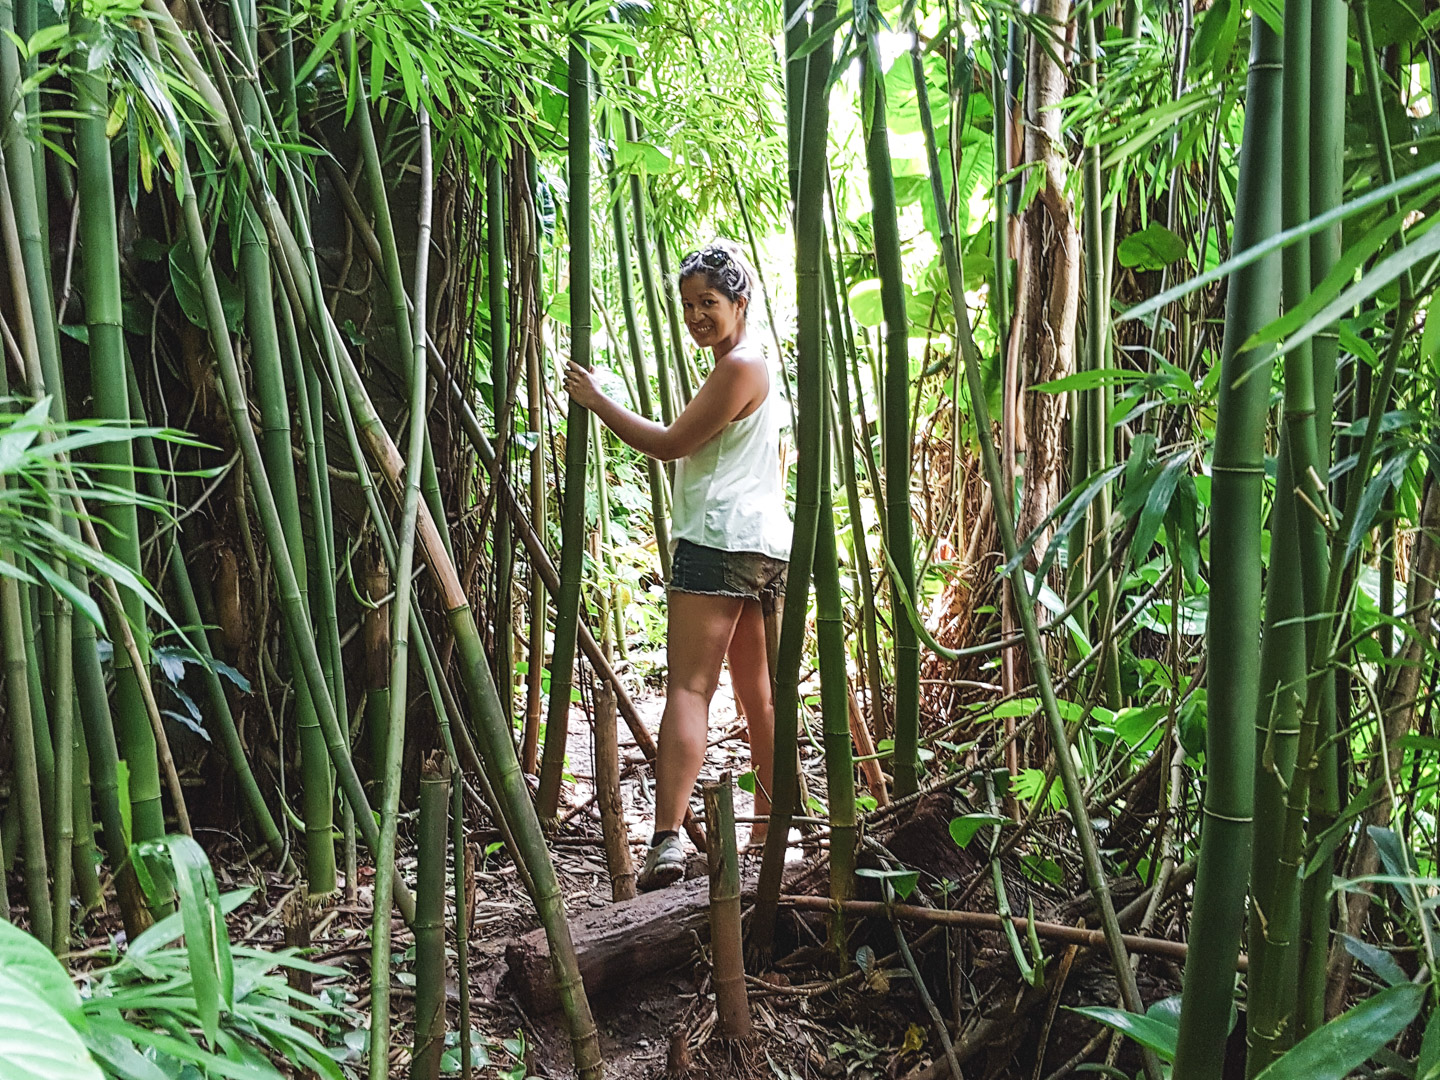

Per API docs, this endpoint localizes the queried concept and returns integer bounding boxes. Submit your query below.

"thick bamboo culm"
[594,683,636,901]
[704,776,751,1040]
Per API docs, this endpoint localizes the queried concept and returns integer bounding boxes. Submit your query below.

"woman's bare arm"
[563,352,768,461]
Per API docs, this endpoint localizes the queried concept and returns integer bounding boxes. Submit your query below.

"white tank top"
[670,366,792,562]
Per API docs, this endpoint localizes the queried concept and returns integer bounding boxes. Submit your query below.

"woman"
[562,240,791,891]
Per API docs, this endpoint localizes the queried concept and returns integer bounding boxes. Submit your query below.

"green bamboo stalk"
[126,372,287,862]
[411,753,450,1080]
[156,36,416,924]
[1296,0,1347,1029]
[912,18,1160,1078]
[654,227,696,405]
[816,431,855,951]
[0,567,50,946]
[537,40,595,826]
[369,103,434,1080]
[865,34,920,799]
[604,126,672,579]
[489,157,517,721]
[237,0,334,893]
[1077,13,1121,709]
[822,239,884,740]
[1246,0,1327,1058]
[70,716,102,912]
[1172,20,1284,1080]
[344,29,451,560]
[48,587,74,952]
[624,106,677,428]
[752,0,837,958]
[71,25,163,843]
[523,152,547,773]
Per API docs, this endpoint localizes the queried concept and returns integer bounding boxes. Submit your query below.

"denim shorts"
[670,539,788,615]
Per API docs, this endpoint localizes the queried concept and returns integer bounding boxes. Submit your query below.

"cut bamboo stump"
[704,775,751,1039]
[505,867,759,1014]
[594,683,635,901]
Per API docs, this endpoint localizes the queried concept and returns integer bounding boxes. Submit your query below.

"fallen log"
[779,895,1242,970]
[506,872,755,1013]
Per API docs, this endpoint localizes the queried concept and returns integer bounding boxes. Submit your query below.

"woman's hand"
[562,360,605,410]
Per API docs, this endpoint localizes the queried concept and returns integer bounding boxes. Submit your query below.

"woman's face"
[680,275,746,349]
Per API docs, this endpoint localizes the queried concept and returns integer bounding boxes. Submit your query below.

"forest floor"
[62,647,1172,1079]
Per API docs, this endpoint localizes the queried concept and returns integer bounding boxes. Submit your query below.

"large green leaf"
[0,918,83,1023]
[0,970,102,1080]
[1253,981,1425,1080]
[1117,222,1186,271]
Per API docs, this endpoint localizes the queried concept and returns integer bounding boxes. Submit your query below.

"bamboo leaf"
[1252,982,1425,1080]
[1264,221,1440,364]
[1069,1006,1178,1062]
[1341,935,1408,987]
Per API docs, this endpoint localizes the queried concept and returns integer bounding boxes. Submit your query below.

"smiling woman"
[562,239,792,890]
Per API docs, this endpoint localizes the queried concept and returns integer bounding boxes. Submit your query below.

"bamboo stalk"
[816,432,856,948]
[704,777,751,1039]
[411,753,451,1080]
[369,103,434,1080]
[751,0,837,959]
[537,40,596,827]
[71,21,163,844]
[603,121,671,579]
[594,683,635,901]
[1172,20,1284,1080]
[865,33,920,799]
[236,0,334,893]
[489,157,516,721]
[0,537,51,946]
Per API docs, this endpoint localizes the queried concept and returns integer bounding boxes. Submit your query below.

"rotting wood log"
[779,896,1242,969]
[505,869,758,1013]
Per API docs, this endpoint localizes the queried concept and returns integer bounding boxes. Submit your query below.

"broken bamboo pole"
[704,775,751,1040]
[595,684,636,901]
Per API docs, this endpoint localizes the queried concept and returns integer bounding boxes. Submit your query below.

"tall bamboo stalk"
[1172,20,1284,1080]
[71,23,164,843]
[864,32,920,799]
[654,227,696,405]
[604,125,671,579]
[1296,0,1346,1028]
[1246,0,1328,1058]
[238,0,334,893]
[752,0,837,958]
[489,158,516,721]
[369,104,434,1080]
[815,431,855,949]
[537,40,594,826]
[823,237,884,739]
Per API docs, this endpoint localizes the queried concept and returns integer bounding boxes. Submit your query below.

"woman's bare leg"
[653,591,744,834]
[727,599,774,845]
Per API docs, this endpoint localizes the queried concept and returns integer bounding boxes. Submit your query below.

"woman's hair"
[678,239,756,310]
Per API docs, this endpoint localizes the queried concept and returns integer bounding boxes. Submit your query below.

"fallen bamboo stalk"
[779,896,1243,970]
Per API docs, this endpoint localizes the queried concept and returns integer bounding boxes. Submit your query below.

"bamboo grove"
[1,0,1440,1073]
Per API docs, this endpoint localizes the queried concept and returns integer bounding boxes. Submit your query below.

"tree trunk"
[1012,2,1079,557]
